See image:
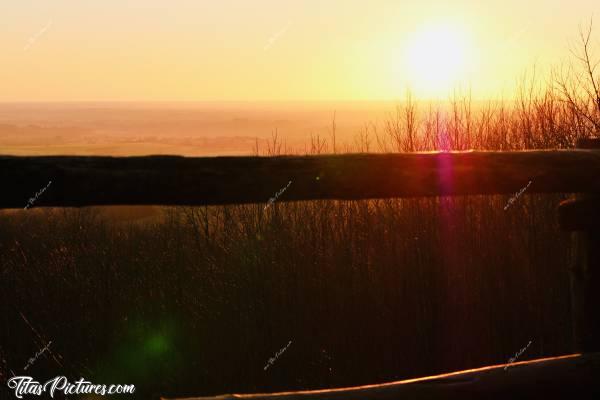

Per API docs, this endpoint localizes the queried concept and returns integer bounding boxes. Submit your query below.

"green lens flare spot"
[145,333,170,356]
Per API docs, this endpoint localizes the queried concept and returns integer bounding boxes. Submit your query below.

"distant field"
[0,101,396,156]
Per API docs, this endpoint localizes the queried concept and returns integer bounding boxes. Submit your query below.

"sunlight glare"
[403,23,475,97]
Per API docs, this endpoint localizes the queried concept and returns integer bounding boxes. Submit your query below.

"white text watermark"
[504,180,532,211]
[264,21,291,51]
[504,340,532,370]
[24,181,52,210]
[264,181,292,210]
[24,20,52,51]
[264,340,292,371]
[7,376,135,398]
[23,341,52,371]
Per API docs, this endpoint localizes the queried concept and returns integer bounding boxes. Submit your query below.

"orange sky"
[2,0,599,101]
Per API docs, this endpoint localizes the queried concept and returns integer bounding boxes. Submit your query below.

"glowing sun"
[403,23,475,96]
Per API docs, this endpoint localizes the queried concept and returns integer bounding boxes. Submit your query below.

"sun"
[402,23,475,97]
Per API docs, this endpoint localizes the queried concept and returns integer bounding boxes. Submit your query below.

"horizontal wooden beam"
[1,150,600,208]
[162,353,600,400]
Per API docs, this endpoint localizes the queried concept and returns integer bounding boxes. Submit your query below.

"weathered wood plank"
[1,150,600,208]
[162,353,600,400]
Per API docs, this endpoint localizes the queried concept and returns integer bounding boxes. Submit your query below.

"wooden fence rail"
[162,354,600,400]
[1,150,600,208]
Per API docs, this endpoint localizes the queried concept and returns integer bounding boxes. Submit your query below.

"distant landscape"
[0,102,394,156]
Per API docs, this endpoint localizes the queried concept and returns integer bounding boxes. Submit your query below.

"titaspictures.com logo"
[7,376,135,398]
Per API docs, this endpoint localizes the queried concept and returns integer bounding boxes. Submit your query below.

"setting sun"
[403,23,476,97]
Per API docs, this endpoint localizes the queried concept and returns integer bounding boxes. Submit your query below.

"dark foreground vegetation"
[0,194,573,399]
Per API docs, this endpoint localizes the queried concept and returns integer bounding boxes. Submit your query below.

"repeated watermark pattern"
[264,21,291,51]
[24,181,52,210]
[23,341,52,371]
[264,340,292,371]
[7,376,135,398]
[18,311,63,369]
[24,20,52,51]
[504,180,532,211]
[504,340,532,370]
[264,180,292,210]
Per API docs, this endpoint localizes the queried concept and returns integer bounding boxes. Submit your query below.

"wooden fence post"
[558,137,600,353]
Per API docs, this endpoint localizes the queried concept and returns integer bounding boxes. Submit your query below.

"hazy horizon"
[0,101,400,156]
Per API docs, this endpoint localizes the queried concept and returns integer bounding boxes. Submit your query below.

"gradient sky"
[2,0,599,101]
